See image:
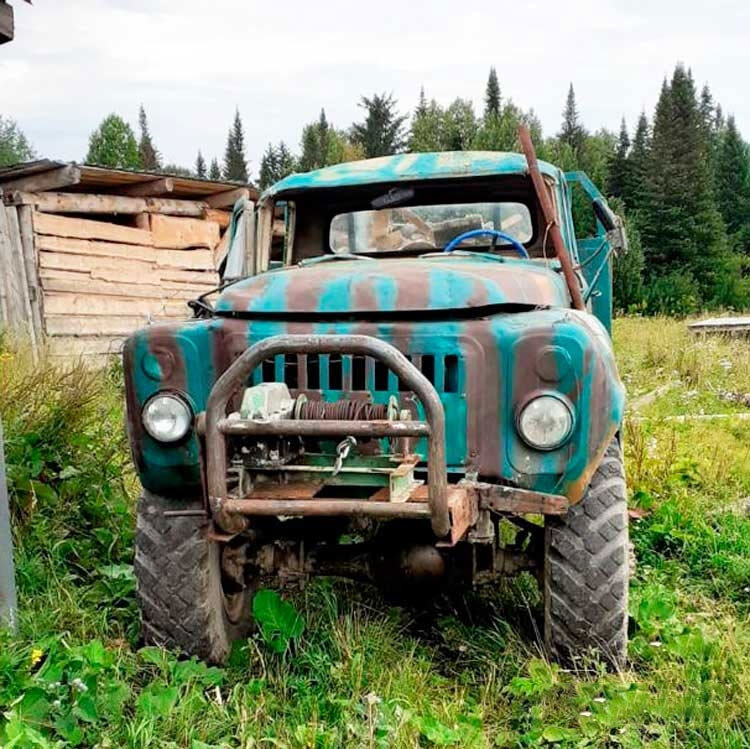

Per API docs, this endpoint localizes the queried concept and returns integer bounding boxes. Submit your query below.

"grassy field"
[4,317,750,748]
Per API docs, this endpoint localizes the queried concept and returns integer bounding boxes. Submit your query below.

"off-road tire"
[134,490,253,663]
[544,438,629,668]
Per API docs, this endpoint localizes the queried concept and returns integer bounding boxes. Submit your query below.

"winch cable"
[296,399,389,422]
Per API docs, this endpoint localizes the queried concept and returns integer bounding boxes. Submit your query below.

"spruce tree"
[640,65,728,304]
[195,150,207,179]
[277,141,296,178]
[484,67,501,119]
[298,109,334,171]
[351,93,407,158]
[223,109,248,182]
[560,83,586,154]
[259,141,297,189]
[209,158,221,180]
[138,105,161,171]
[258,143,279,189]
[716,115,750,252]
[409,88,444,152]
[606,118,631,200]
[624,111,650,208]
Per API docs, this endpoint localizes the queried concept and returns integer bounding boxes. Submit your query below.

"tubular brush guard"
[203,334,451,537]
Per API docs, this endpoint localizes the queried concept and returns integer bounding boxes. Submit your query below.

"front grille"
[250,353,462,395]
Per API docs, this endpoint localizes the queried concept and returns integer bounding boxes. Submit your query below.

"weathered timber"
[150,214,220,249]
[688,317,750,336]
[39,251,154,276]
[34,211,153,245]
[38,247,215,275]
[40,275,213,301]
[0,205,28,330]
[46,336,127,357]
[213,227,231,267]
[45,315,181,337]
[0,165,81,193]
[39,267,217,292]
[43,293,188,317]
[18,205,44,340]
[121,178,174,197]
[205,187,249,208]
[205,209,231,228]
[5,206,36,347]
[35,234,157,262]
[10,191,207,217]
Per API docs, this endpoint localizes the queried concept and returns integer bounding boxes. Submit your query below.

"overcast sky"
[3,0,748,178]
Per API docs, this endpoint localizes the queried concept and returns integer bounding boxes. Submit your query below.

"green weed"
[4,320,750,746]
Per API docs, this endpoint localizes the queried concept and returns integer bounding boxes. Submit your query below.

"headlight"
[142,393,192,443]
[517,394,574,451]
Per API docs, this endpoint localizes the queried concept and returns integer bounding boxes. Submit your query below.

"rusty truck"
[123,128,629,666]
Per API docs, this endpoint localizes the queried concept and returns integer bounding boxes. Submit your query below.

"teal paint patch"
[215,256,570,315]
[262,151,562,200]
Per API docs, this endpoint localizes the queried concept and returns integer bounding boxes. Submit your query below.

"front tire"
[544,438,629,668]
[134,490,253,663]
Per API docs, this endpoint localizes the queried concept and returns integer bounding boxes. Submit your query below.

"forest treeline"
[1,63,749,314]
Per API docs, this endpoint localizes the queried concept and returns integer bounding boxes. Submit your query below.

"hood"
[215,256,570,315]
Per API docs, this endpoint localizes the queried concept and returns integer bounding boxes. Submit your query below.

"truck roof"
[262,150,562,200]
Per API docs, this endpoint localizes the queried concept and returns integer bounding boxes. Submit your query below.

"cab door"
[564,171,620,334]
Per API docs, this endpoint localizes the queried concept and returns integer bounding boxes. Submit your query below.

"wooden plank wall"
[1,196,228,365]
[0,204,40,351]
[36,212,222,362]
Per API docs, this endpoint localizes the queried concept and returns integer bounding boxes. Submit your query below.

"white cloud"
[2,0,748,178]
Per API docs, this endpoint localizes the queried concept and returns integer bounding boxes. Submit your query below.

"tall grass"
[3,321,750,746]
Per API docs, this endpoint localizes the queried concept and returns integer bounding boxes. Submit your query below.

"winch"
[226,382,421,503]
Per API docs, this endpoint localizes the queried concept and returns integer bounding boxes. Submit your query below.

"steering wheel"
[443,229,529,258]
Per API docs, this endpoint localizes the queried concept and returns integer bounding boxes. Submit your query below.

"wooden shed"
[0,161,258,363]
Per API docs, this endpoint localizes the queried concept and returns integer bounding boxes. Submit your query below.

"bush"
[0,336,134,583]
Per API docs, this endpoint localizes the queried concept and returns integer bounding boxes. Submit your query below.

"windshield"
[329,201,532,254]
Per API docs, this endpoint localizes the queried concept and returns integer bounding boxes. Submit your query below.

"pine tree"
[409,88,444,152]
[223,109,248,182]
[195,150,207,178]
[351,93,407,158]
[484,67,501,119]
[209,158,222,180]
[559,83,586,154]
[138,105,161,171]
[716,115,750,252]
[606,118,631,200]
[86,114,141,169]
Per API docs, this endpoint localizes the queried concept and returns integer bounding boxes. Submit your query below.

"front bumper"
[198,334,569,542]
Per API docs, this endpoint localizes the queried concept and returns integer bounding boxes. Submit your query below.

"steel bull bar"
[203,334,452,537]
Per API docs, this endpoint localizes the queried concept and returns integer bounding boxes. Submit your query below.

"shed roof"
[0,160,259,201]
[263,151,561,199]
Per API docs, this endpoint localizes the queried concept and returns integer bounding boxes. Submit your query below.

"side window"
[569,181,598,240]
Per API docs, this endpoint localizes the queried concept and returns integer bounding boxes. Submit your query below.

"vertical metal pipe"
[518,124,586,311]
[0,419,18,632]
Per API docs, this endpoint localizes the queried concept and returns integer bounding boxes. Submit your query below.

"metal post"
[0,419,17,632]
